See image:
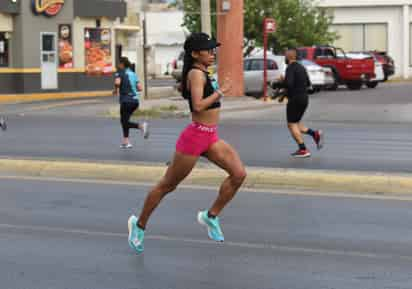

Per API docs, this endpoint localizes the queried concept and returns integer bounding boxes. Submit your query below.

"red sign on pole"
[265,18,277,33]
[263,18,276,101]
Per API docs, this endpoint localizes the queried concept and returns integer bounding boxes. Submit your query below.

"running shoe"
[291,149,311,158]
[128,215,145,254]
[120,143,133,149]
[142,121,150,139]
[197,210,224,242]
[313,130,324,150]
[0,117,7,131]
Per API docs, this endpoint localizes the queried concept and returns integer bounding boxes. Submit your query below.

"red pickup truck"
[297,46,375,90]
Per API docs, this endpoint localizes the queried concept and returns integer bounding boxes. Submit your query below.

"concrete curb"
[104,99,281,119]
[0,91,112,104]
[0,158,411,194]
[0,89,178,105]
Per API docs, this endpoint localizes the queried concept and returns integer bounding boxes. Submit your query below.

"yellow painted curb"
[0,91,112,104]
[0,158,411,194]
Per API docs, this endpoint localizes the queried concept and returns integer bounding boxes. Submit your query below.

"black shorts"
[287,98,308,123]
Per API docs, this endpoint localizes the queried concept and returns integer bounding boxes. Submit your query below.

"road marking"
[10,99,105,114]
[0,99,105,115]
[0,223,411,261]
[0,91,111,104]
[1,174,412,202]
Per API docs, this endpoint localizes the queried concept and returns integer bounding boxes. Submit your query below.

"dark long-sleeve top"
[277,62,311,100]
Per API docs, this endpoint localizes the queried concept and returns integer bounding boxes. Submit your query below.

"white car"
[171,51,184,81]
[278,59,335,92]
[299,60,335,91]
[243,55,282,97]
[346,52,385,88]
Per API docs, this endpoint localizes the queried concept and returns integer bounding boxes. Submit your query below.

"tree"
[181,0,217,37]
[181,0,337,54]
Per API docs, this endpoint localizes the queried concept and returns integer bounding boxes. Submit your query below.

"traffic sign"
[265,18,277,33]
[263,18,277,101]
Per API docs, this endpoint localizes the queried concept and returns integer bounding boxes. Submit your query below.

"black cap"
[184,33,221,52]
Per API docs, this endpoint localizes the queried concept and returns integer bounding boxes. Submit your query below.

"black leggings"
[120,102,140,138]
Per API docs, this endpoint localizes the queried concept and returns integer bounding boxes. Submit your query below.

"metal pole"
[201,0,212,35]
[263,19,268,101]
[143,14,149,100]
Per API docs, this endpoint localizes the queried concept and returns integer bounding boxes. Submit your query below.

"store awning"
[74,0,126,18]
[0,1,19,14]
[114,25,140,32]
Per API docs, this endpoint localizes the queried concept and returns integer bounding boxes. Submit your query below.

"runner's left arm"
[114,72,121,96]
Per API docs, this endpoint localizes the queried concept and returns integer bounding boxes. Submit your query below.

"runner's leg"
[204,140,246,217]
[137,152,199,229]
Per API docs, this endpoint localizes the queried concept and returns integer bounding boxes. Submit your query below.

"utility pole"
[142,12,149,100]
[201,0,212,36]
[217,0,244,97]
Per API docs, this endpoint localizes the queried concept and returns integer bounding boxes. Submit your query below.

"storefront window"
[84,28,113,75]
[332,24,387,52]
[0,32,9,67]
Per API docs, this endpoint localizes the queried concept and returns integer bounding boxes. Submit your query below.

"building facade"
[144,3,186,77]
[319,0,412,78]
[0,0,128,94]
[146,9,186,76]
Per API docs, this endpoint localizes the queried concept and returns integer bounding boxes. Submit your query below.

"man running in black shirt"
[277,48,324,158]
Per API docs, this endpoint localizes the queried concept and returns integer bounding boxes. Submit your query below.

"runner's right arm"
[114,72,121,96]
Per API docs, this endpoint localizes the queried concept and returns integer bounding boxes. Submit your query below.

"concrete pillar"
[201,0,212,36]
[403,4,410,79]
[217,0,244,96]
[136,25,146,100]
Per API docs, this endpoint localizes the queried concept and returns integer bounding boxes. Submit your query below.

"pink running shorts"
[176,122,219,156]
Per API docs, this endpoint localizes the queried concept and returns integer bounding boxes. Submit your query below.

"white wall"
[145,11,186,77]
[154,45,181,75]
[146,11,186,45]
[0,13,12,31]
[330,6,404,77]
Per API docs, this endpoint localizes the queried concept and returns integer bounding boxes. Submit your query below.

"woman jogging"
[114,57,149,148]
[127,33,247,254]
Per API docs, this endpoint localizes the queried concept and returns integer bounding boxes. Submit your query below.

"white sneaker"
[120,143,133,149]
[142,122,150,139]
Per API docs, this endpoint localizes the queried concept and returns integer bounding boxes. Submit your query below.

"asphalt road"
[0,115,411,173]
[148,78,176,87]
[1,82,412,173]
[1,177,412,289]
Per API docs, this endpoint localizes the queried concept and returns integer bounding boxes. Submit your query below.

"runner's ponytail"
[181,52,194,98]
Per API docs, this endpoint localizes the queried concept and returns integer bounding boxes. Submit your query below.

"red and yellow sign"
[32,0,65,17]
[59,24,73,69]
[85,28,113,76]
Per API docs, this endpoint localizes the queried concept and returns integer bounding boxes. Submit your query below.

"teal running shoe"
[197,210,224,242]
[128,215,145,254]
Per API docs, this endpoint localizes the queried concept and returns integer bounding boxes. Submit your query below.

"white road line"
[0,223,411,261]
[1,174,412,202]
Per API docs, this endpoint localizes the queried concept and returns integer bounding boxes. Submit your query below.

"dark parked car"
[370,51,395,81]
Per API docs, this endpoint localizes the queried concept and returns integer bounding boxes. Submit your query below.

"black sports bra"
[183,67,221,112]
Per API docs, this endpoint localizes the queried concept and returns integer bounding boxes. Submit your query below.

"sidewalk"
[0,86,282,115]
[140,95,281,112]
[101,92,283,119]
